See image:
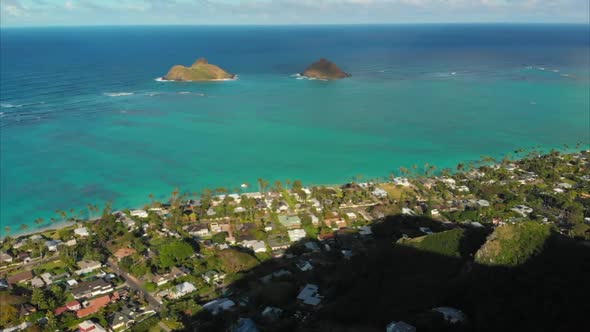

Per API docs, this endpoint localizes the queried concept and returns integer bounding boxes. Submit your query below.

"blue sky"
[1,0,589,27]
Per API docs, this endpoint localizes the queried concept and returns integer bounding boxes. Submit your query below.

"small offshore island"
[162,58,235,81]
[301,58,351,80]
[1,148,589,332]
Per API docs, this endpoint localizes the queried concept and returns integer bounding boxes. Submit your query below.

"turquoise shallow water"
[1,25,589,236]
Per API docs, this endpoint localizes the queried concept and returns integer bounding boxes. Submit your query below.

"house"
[310,214,320,225]
[202,270,225,284]
[0,251,12,263]
[288,229,306,242]
[79,320,107,332]
[264,222,273,232]
[371,187,388,199]
[55,300,81,315]
[185,225,210,237]
[456,185,470,192]
[206,208,216,216]
[130,210,148,218]
[278,215,302,229]
[242,240,267,253]
[267,237,290,251]
[77,294,117,318]
[0,251,14,263]
[209,222,221,233]
[67,300,82,311]
[109,312,135,331]
[297,284,322,306]
[203,298,235,315]
[7,270,33,286]
[45,240,62,252]
[511,205,533,217]
[476,200,490,207]
[74,227,90,237]
[386,321,416,332]
[30,276,45,288]
[234,206,247,213]
[296,260,313,271]
[170,282,196,299]
[113,248,136,261]
[17,252,31,263]
[345,212,357,220]
[40,272,53,285]
[440,178,456,188]
[393,177,411,187]
[432,307,466,324]
[75,260,102,275]
[71,279,113,299]
[153,266,188,286]
[325,217,347,229]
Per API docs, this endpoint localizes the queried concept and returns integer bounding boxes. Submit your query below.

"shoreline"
[2,145,588,240]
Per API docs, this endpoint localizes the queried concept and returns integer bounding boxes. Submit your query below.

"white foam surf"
[104,92,134,97]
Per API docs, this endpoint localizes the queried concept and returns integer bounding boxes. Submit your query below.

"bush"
[144,282,157,292]
[401,229,465,258]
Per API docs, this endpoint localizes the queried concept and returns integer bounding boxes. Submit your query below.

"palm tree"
[20,223,29,231]
[4,226,11,235]
[34,218,44,226]
[457,163,465,172]
[148,193,155,206]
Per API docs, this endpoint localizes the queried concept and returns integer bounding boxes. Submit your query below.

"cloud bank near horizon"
[1,0,589,27]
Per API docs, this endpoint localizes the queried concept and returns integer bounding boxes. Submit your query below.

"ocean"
[1,24,589,236]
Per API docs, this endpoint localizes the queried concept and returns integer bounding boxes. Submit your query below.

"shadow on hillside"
[180,214,590,332]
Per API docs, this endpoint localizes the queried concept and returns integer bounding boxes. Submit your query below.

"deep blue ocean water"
[1,25,589,235]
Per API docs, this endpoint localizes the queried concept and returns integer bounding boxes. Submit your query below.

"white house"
[242,240,267,253]
[288,229,307,242]
[511,205,533,217]
[393,177,411,187]
[372,187,388,198]
[171,282,196,299]
[75,260,102,275]
[440,178,456,188]
[79,320,107,332]
[456,185,470,192]
[130,210,148,218]
[203,298,235,315]
[345,212,357,220]
[74,227,90,237]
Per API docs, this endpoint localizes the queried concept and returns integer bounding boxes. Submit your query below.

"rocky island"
[163,58,235,81]
[301,58,351,80]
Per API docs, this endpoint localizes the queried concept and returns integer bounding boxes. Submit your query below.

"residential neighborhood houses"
[0,150,588,331]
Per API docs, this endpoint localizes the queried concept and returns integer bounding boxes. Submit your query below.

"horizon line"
[1,22,589,29]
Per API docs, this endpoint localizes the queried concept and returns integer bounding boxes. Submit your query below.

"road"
[107,258,162,310]
[0,255,60,274]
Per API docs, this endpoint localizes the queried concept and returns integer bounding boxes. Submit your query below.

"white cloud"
[65,0,75,10]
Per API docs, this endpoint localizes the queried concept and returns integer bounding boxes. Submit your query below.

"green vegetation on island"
[163,58,235,81]
[475,221,552,266]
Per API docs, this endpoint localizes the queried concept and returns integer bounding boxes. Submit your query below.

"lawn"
[378,183,415,200]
